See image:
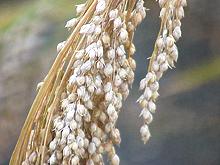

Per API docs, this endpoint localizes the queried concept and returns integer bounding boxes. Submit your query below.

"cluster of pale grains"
[17,0,146,165]
[137,0,187,144]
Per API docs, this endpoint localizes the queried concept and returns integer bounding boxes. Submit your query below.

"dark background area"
[0,0,220,164]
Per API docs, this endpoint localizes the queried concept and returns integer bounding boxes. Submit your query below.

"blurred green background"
[0,0,219,164]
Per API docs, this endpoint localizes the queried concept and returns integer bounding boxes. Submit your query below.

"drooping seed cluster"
[20,0,145,165]
[137,0,187,144]
[47,1,146,164]
[11,0,188,164]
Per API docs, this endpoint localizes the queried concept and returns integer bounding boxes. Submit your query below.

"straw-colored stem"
[10,0,98,164]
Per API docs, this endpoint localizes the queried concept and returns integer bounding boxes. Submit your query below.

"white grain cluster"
[137,0,187,144]
[20,0,187,164]
[42,0,145,164]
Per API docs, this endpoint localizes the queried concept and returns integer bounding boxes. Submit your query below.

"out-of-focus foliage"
[0,0,220,164]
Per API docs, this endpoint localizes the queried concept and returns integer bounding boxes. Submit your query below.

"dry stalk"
[10,0,187,164]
